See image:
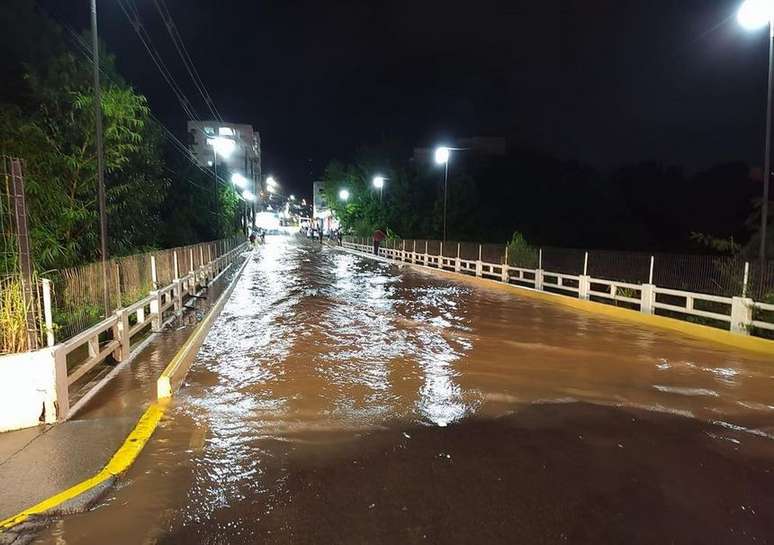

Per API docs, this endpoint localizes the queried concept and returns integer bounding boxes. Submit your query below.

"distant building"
[312,180,338,234]
[187,120,262,213]
[413,136,507,163]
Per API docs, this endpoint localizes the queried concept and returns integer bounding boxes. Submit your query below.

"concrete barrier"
[0,348,58,432]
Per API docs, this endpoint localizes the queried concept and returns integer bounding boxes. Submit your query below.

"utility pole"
[91,0,110,315]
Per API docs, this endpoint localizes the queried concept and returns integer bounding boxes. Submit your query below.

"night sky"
[39,0,771,200]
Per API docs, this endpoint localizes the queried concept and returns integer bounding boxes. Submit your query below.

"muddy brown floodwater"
[33,235,774,544]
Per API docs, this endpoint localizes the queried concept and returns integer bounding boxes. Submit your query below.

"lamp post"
[434,146,451,242]
[739,0,773,267]
[372,175,385,202]
[90,0,109,315]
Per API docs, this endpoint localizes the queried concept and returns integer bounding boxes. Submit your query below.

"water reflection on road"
[36,235,774,544]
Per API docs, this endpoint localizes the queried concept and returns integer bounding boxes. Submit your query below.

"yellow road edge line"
[342,247,774,357]
[0,249,252,532]
[0,401,166,530]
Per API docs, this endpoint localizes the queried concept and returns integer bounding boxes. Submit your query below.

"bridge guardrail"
[345,238,774,340]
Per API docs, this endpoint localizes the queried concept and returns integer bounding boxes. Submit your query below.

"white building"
[187,121,262,212]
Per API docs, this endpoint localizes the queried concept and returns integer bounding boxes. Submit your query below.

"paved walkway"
[0,254,247,521]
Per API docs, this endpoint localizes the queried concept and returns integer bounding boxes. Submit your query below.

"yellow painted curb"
[0,249,252,532]
[342,247,774,357]
[0,401,167,530]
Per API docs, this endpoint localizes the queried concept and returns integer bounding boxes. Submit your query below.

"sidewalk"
[0,252,249,523]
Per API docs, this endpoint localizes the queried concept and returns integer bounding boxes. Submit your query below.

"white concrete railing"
[344,241,774,338]
[0,242,248,432]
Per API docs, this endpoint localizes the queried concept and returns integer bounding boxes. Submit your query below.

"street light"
[739,0,773,266]
[290,194,296,201]
[373,175,385,202]
[242,190,256,201]
[339,189,350,201]
[231,172,248,188]
[434,146,451,242]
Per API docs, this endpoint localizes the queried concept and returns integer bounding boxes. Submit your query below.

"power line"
[152,0,224,122]
[116,0,200,121]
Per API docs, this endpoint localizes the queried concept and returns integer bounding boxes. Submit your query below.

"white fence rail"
[52,242,248,420]
[343,240,774,339]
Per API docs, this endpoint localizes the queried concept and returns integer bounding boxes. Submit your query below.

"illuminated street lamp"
[290,194,296,201]
[339,189,350,201]
[372,175,385,202]
[231,172,248,189]
[242,190,256,202]
[738,0,773,265]
[434,146,451,242]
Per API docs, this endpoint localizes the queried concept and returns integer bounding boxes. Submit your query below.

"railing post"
[173,279,183,312]
[413,240,417,264]
[455,243,461,272]
[502,246,509,283]
[439,242,443,268]
[150,290,162,332]
[401,240,406,261]
[579,251,591,300]
[730,297,753,335]
[475,244,483,277]
[54,348,70,421]
[742,261,750,298]
[116,308,130,361]
[648,255,655,285]
[535,249,544,290]
[640,283,655,314]
[424,241,428,264]
[150,255,158,290]
[173,251,179,281]
[41,278,55,347]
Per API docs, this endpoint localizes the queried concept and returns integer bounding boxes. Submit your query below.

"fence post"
[150,255,158,289]
[41,278,55,347]
[648,255,655,285]
[54,348,70,421]
[439,242,443,268]
[535,249,544,290]
[476,244,483,277]
[502,246,509,283]
[424,241,428,264]
[413,240,417,264]
[116,308,130,361]
[455,243,461,272]
[173,251,179,281]
[579,251,590,300]
[150,290,162,332]
[731,297,754,335]
[742,261,750,298]
[114,262,122,309]
[639,255,656,314]
[402,240,406,261]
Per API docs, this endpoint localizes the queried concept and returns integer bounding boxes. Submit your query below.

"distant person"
[372,228,386,255]
[259,228,266,244]
[249,232,256,246]
[337,230,343,246]
[319,229,324,243]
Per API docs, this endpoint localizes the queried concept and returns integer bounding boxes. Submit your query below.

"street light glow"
[738,0,773,29]
[242,190,256,201]
[231,172,248,188]
[373,176,385,189]
[339,189,350,201]
[266,176,278,187]
[434,146,450,165]
[207,136,236,157]
[290,194,296,201]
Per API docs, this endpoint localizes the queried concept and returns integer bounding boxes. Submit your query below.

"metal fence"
[351,237,774,302]
[45,237,243,343]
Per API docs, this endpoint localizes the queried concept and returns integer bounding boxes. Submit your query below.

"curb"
[0,248,253,534]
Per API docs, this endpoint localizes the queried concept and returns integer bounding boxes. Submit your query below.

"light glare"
[738,0,773,30]
[373,176,385,189]
[434,146,450,165]
[207,136,236,157]
[242,190,256,201]
[231,172,248,188]
[339,189,350,201]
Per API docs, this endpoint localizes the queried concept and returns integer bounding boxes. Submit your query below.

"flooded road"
[35,235,774,544]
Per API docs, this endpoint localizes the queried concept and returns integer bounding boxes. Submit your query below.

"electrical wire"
[152,0,224,122]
